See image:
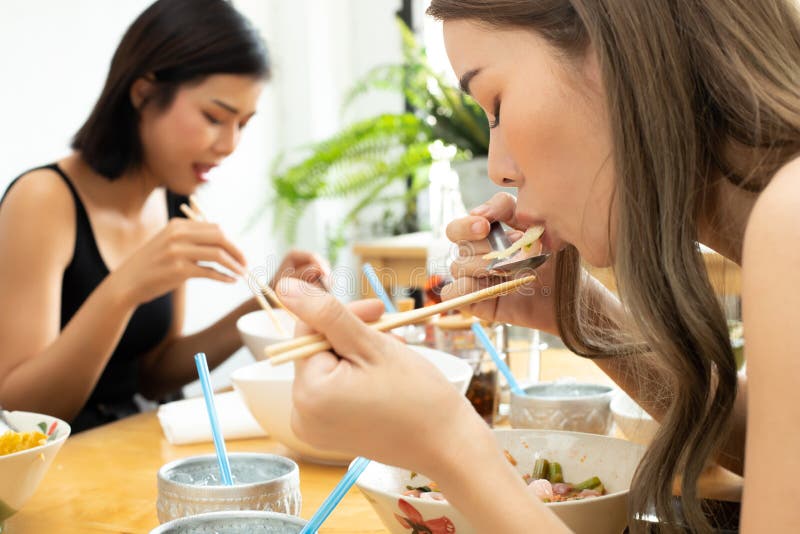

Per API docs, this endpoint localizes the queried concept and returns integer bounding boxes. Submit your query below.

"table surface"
[6,349,743,533]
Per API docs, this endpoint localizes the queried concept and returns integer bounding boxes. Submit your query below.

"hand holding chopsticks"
[266,274,537,365]
[180,195,292,334]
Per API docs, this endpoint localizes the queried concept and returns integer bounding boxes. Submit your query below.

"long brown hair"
[427,1,800,532]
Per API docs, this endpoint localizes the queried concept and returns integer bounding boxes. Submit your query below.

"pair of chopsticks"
[264,274,537,365]
[179,195,294,335]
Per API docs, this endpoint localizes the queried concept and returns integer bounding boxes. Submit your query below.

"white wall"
[0,0,403,393]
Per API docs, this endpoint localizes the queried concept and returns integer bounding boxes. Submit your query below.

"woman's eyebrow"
[211,98,239,114]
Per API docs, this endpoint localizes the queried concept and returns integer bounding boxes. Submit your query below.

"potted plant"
[269,19,493,262]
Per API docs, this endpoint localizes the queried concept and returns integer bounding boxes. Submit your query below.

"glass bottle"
[393,297,426,345]
[425,141,466,305]
[433,314,506,426]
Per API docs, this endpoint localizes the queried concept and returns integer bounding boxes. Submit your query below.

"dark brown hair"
[428,1,800,532]
[72,0,270,179]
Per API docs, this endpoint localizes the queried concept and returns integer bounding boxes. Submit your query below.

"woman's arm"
[584,275,748,474]
[0,172,139,420]
[738,160,800,532]
[0,171,248,420]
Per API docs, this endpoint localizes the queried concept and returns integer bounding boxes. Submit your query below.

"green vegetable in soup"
[548,462,564,483]
[573,476,602,491]
[532,458,549,481]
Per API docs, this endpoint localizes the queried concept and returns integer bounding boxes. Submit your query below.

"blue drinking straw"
[362,263,396,313]
[300,456,371,533]
[471,323,526,396]
[194,352,234,486]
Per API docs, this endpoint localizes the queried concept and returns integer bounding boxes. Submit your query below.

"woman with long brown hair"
[278,1,800,532]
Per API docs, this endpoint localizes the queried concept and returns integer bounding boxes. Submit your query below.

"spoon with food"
[484,221,551,275]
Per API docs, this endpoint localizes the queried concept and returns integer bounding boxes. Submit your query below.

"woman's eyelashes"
[203,111,252,131]
[489,96,501,129]
[202,111,222,125]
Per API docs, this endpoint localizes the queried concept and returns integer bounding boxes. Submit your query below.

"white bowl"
[610,390,660,445]
[236,310,295,361]
[356,429,645,534]
[232,346,473,465]
[0,411,71,526]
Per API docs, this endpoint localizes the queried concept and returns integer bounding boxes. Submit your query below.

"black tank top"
[1,164,188,432]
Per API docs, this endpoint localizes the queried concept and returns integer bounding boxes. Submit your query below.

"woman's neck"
[698,178,757,265]
[61,153,163,217]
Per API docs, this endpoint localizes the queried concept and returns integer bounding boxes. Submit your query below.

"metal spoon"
[0,403,19,432]
[486,221,551,274]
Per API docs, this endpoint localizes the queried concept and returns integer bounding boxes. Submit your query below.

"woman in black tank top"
[0,0,328,433]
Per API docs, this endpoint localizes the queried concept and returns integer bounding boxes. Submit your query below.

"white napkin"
[157,391,267,445]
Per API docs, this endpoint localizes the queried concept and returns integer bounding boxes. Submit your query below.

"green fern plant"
[270,18,489,262]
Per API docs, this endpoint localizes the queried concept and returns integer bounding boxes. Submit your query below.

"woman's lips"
[540,229,552,252]
[192,163,217,183]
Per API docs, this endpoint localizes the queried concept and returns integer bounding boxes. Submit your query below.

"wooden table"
[5,413,386,533]
[6,349,742,533]
[353,232,741,298]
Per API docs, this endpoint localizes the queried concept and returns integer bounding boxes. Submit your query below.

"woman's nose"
[487,134,523,187]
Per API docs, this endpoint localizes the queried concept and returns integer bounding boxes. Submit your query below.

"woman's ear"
[130,75,156,110]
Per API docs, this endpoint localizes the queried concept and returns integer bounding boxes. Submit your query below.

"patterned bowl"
[356,429,645,534]
[0,411,70,528]
[509,382,614,435]
[156,453,301,523]
[150,510,306,533]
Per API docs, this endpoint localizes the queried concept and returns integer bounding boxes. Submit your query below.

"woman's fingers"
[468,192,527,230]
[277,278,385,365]
[180,244,247,277]
[450,254,493,280]
[185,263,238,284]
[174,220,247,269]
[446,215,492,243]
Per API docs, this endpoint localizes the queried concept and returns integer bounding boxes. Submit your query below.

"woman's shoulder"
[742,155,800,279]
[748,156,800,230]
[3,166,75,211]
[0,166,77,266]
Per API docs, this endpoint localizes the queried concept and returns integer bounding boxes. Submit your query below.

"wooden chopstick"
[189,194,207,221]
[251,273,299,322]
[266,274,537,365]
[180,201,288,335]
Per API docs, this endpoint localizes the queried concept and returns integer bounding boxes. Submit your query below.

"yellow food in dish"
[0,430,48,456]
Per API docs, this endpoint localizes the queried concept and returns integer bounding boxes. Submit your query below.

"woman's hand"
[110,218,246,306]
[443,192,559,333]
[278,278,571,534]
[278,278,483,473]
[270,249,331,289]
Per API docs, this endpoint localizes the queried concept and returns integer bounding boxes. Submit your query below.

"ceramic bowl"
[237,310,295,361]
[0,411,70,527]
[356,428,645,534]
[232,346,472,465]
